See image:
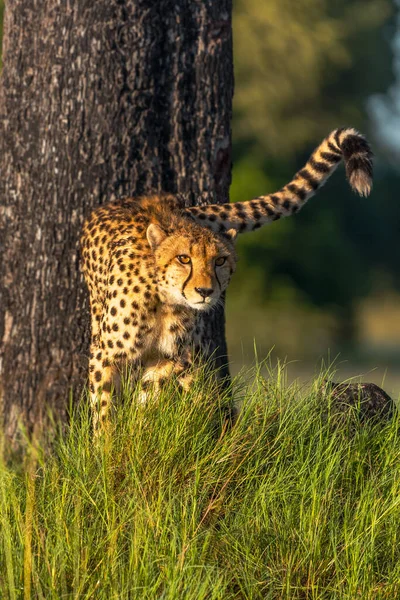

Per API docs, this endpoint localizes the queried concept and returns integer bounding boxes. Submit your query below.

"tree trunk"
[0,0,233,441]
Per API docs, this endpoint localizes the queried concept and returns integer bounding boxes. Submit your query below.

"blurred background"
[228,0,400,396]
[0,1,399,395]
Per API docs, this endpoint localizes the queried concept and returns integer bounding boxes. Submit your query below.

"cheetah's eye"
[177,255,191,265]
[215,257,227,266]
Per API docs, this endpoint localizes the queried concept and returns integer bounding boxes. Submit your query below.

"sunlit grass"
[1,362,399,599]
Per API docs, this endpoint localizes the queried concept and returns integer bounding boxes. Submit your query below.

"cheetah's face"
[147,223,237,311]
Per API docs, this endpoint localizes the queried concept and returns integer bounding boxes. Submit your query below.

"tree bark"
[0,0,233,440]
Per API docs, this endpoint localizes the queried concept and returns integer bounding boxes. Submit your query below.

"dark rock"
[322,381,396,423]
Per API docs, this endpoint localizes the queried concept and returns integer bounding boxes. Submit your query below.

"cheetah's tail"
[183,128,373,235]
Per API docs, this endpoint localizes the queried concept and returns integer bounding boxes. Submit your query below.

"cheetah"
[81,127,373,433]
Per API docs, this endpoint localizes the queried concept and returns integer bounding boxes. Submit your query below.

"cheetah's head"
[146,221,237,311]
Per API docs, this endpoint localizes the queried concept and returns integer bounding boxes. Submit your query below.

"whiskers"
[208,297,225,313]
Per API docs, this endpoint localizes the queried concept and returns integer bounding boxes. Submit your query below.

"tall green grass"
[1,363,399,599]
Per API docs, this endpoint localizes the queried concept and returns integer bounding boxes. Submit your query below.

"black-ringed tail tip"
[183,127,373,234]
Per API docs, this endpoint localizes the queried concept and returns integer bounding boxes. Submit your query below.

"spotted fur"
[81,127,372,434]
[81,196,237,433]
[183,128,373,232]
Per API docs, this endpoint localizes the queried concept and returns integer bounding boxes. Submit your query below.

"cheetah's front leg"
[138,360,175,403]
[138,356,193,403]
[89,344,118,436]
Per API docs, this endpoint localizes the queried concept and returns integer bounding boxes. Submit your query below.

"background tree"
[0,0,233,440]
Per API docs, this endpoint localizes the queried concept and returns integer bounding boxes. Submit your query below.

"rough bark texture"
[0,0,233,440]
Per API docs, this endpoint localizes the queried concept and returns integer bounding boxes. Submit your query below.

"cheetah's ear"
[146,223,167,251]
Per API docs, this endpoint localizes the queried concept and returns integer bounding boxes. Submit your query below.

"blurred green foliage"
[231,0,398,348]
[233,0,393,157]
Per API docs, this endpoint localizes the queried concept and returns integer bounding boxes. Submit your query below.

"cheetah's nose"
[195,287,214,299]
